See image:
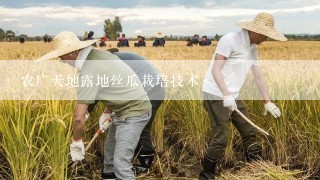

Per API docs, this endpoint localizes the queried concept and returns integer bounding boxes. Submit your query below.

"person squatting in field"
[200,12,287,180]
[153,32,165,47]
[134,35,146,47]
[37,31,152,180]
[117,33,130,47]
[87,51,166,177]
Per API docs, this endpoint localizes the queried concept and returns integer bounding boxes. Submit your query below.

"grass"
[0,100,74,179]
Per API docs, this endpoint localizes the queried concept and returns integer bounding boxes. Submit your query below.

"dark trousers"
[135,100,163,155]
[203,92,260,160]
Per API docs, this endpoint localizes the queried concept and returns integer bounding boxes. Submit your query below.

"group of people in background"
[118,32,166,47]
[43,34,52,43]
[187,34,212,46]
[82,31,166,48]
[83,30,109,47]
[77,30,216,48]
[19,31,212,47]
[19,34,53,44]
[98,31,209,48]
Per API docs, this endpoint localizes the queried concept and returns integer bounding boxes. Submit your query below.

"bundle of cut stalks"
[218,161,305,180]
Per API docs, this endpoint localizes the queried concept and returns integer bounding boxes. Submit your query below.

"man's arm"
[251,65,271,103]
[252,65,281,118]
[211,53,231,96]
[212,53,237,111]
[73,103,89,140]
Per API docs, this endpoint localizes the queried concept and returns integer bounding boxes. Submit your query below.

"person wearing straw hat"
[83,31,97,47]
[200,12,287,180]
[134,35,146,47]
[38,31,152,180]
[87,51,166,175]
[153,32,165,47]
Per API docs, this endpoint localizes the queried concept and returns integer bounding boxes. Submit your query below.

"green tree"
[6,30,15,36]
[214,34,220,41]
[104,19,117,40]
[103,17,123,40]
[5,30,15,41]
[0,28,5,41]
[108,21,116,40]
[104,19,112,36]
[113,16,122,38]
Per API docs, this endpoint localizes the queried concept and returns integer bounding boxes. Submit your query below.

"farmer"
[199,35,211,46]
[19,36,25,44]
[37,31,152,180]
[134,35,146,47]
[84,31,94,40]
[84,31,97,47]
[88,51,166,175]
[99,36,107,47]
[200,12,287,179]
[191,34,200,45]
[153,32,165,47]
[186,38,193,46]
[117,34,130,47]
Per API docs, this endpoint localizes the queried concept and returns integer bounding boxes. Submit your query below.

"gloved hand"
[223,95,237,111]
[263,102,281,118]
[70,139,85,161]
[99,112,112,133]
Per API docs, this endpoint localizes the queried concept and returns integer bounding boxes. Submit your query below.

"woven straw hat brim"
[156,35,165,38]
[236,21,287,41]
[37,39,97,60]
[155,32,165,38]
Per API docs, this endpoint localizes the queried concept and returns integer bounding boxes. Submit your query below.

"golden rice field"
[1,40,320,60]
[0,41,320,179]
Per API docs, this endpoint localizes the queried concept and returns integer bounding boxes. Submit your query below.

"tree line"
[0,29,17,41]
[0,28,53,42]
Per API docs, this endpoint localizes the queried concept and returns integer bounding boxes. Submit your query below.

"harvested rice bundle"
[218,161,305,180]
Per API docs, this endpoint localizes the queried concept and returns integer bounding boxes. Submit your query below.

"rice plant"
[0,41,319,179]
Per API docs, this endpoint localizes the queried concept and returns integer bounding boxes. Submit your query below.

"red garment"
[101,36,107,42]
[118,37,126,41]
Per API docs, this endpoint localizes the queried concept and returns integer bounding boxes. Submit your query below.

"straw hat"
[236,12,287,41]
[155,32,165,38]
[37,31,98,60]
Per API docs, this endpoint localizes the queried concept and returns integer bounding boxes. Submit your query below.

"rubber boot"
[132,154,154,175]
[101,171,117,180]
[199,155,217,180]
[245,146,262,162]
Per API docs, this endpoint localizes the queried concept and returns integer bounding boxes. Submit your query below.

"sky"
[0,0,319,37]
